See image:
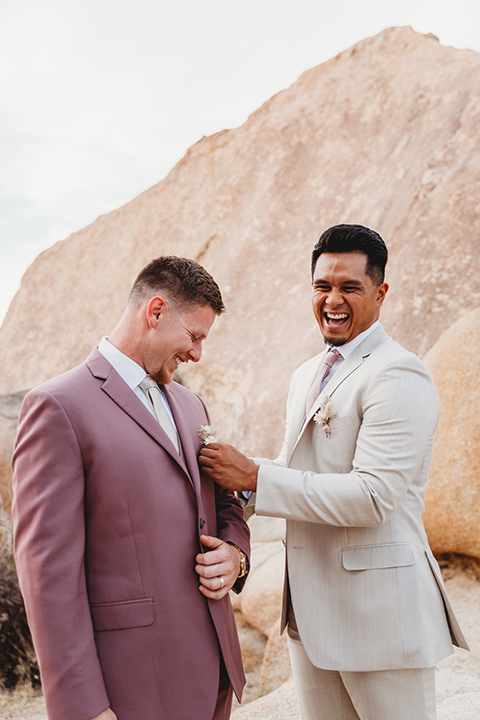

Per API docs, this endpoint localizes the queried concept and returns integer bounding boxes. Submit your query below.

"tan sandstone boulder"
[259,618,292,695]
[0,393,26,512]
[239,541,285,637]
[247,515,286,544]
[423,308,480,558]
[1,28,480,473]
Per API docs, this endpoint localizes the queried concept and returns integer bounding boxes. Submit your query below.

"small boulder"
[259,618,292,695]
[240,541,285,636]
[423,308,480,559]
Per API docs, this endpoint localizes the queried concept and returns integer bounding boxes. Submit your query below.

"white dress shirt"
[98,337,177,428]
[323,320,379,382]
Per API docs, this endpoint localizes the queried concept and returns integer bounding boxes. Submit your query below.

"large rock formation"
[1,27,480,470]
[2,27,480,714]
[0,393,26,512]
[423,307,480,558]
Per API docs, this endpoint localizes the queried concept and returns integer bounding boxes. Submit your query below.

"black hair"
[311,224,388,284]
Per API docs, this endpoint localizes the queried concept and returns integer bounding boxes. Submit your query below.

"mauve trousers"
[211,656,234,720]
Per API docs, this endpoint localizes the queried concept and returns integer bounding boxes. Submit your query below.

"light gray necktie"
[139,376,180,452]
[306,348,341,413]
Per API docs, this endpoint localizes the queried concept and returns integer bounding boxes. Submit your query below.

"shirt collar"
[326,320,380,359]
[98,337,147,390]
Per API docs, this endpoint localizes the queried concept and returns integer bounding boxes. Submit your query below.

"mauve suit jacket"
[253,324,468,671]
[12,349,250,720]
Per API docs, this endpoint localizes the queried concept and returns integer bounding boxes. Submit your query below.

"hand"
[90,709,118,720]
[195,535,241,599]
[198,443,258,493]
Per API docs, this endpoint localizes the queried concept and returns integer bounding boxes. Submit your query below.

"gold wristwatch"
[229,543,249,578]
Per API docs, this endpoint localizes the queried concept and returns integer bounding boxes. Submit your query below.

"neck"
[109,315,145,369]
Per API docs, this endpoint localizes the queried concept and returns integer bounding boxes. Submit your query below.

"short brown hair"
[129,256,225,315]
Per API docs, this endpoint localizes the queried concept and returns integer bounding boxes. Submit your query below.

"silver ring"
[218,576,225,589]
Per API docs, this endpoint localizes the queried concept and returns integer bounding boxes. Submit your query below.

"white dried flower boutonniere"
[313,395,334,437]
[198,425,221,445]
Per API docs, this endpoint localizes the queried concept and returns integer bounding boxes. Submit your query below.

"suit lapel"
[289,325,388,461]
[86,349,192,480]
[288,351,326,454]
[163,383,202,489]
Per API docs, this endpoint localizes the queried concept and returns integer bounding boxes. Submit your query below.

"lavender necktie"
[139,376,180,452]
[306,348,341,413]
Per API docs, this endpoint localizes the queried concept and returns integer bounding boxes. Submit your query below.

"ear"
[376,283,389,307]
[146,296,167,328]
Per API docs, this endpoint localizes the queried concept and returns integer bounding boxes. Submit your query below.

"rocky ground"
[0,686,46,720]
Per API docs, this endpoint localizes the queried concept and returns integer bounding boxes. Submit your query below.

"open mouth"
[324,312,349,328]
[168,356,184,376]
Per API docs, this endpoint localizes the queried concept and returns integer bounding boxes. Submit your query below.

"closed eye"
[313,284,331,292]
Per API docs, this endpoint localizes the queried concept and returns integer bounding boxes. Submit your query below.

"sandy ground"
[0,686,46,720]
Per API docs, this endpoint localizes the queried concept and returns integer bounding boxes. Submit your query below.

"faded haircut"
[129,256,225,315]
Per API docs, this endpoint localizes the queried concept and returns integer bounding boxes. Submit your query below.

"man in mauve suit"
[12,256,250,720]
[199,225,468,719]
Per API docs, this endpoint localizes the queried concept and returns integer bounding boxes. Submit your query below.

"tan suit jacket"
[254,324,468,671]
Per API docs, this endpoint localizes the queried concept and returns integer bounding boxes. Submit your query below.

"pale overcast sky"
[1,0,479,324]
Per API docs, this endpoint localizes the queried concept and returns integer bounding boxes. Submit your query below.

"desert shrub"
[0,509,40,689]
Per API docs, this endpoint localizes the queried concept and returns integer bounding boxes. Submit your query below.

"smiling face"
[145,301,217,384]
[312,252,388,346]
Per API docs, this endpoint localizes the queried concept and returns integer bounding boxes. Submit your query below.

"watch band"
[229,543,249,578]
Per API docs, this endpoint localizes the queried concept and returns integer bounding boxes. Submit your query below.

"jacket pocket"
[342,543,415,571]
[328,414,353,430]
[90,597,155,631]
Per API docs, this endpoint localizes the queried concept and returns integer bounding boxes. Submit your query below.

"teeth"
[326,313,348,319]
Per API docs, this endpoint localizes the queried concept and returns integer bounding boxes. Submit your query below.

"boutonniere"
[198,424,221,445]
[313,395,334,437]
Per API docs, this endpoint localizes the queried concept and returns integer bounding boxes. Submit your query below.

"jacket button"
[199,518,205,529]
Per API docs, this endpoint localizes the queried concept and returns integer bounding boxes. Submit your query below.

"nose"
[326,288,344,307]
[189,342,202,363]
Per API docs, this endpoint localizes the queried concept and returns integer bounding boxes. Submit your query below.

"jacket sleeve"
[12,389,110,720]
[214,481,251,593]
[255,356,440,527]
[194,391,251,590]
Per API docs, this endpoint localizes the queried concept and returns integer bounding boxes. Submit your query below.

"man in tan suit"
[199,225,468,720]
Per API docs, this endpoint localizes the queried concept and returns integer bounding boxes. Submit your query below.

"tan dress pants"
[288,635,437,720]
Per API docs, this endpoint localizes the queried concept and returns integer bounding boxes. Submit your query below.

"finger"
[198,576,232,599]
[199,445,220,458]
[195,535,225,567]
[200,534,223,550]
[195,560,224,578]
[198,450,213,462]
[198,454,217,470]
[198,573,227,590]
[198,584,228,600]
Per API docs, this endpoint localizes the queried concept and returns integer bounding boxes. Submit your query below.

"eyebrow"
[313,278,365,286]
